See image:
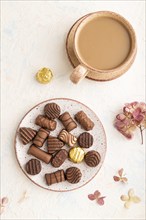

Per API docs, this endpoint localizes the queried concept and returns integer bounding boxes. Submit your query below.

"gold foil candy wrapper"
[36,67,53,84]
[69,147,85,163]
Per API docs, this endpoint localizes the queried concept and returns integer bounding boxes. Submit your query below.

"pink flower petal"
[116,114,126,121]
[134,114,144,123]
[88,194,96,201]
[97,197,105,206]
[131,102,139,107]
[113,176,120,181]
[139,102,146,110]
[125,102,138,109]
[133,108,141,116]
[118,129,133,139]
[118,168,124,177]
[94,190,101,198]
[123,106,130,113]
[123,119,131,126]
[114,120,125,129]
[2,197,8,206]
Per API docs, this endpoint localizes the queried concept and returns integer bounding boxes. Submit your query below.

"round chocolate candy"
[69,147,85,163]
[36,67,53,84]
[25,159,41,175]
[66,167,82,184]
[44,103,61,119]
[84,150,101,167]
[77,132,93,148]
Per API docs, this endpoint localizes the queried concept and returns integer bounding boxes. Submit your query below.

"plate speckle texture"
[15,98,107,191]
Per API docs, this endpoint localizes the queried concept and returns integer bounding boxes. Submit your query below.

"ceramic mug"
[69,11,137,84]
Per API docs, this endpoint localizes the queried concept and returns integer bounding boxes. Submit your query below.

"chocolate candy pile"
[19,102,101,186]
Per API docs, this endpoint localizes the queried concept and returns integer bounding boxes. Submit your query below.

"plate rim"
[14,98,107,192]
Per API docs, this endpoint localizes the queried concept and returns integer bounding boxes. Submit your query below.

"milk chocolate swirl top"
[58,129,77,147]
[44,103,61,119]
[84,150,101,167]
[66,167,82,184]
[59,112,77,132]
[19,127,37,145]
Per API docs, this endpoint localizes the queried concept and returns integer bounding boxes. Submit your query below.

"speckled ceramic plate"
[14,98,107,192]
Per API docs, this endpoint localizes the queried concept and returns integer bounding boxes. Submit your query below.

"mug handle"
[70,65,88,84]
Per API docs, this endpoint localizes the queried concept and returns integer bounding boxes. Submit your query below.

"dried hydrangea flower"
[121,189,141,209]
[114,102,146,144]
[0,197,9,215]
[113,168,128,183]
[88,190,106,206]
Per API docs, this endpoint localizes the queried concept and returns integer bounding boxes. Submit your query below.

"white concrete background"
[1,1,145,219]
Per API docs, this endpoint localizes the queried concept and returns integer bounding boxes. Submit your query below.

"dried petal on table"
[18,191,29,203]
[94,190,101,198]
[121,195,129,201]
[1,197,9,206]
[0,197,9,215]
[113,176,120,182]
[113,168,128,183]
[132,196,141,203]
[88,190,106,206]
[97,197,106,206]
[120,188,141,209]
[118,168,124,177]
[88,194,96,201]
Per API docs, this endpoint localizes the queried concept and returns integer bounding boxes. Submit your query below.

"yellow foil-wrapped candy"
[36,67,53,84]
[69,147,85,163]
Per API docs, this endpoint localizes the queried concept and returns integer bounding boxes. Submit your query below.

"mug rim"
[73,11,137,73]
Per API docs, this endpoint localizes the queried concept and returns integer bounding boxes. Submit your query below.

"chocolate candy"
[59,112,77,132]
[58,129,77,147]
[69,147,85,163]
[25,159,41,175]
[75,111,94,131]
[84,150,101,167]
[45,170,65,186]
[35,115,56,131]
[33,128,49,147]
[19,127,37,145]
[44,103,61,119]
[36,67,53,84]
[66,167,82,184]
[51,149,68,168]
[28,145,52,164]
[77,132,93,148]
[48,136,64,154]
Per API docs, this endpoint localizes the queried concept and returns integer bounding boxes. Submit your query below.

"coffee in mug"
[69,11,136,83]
